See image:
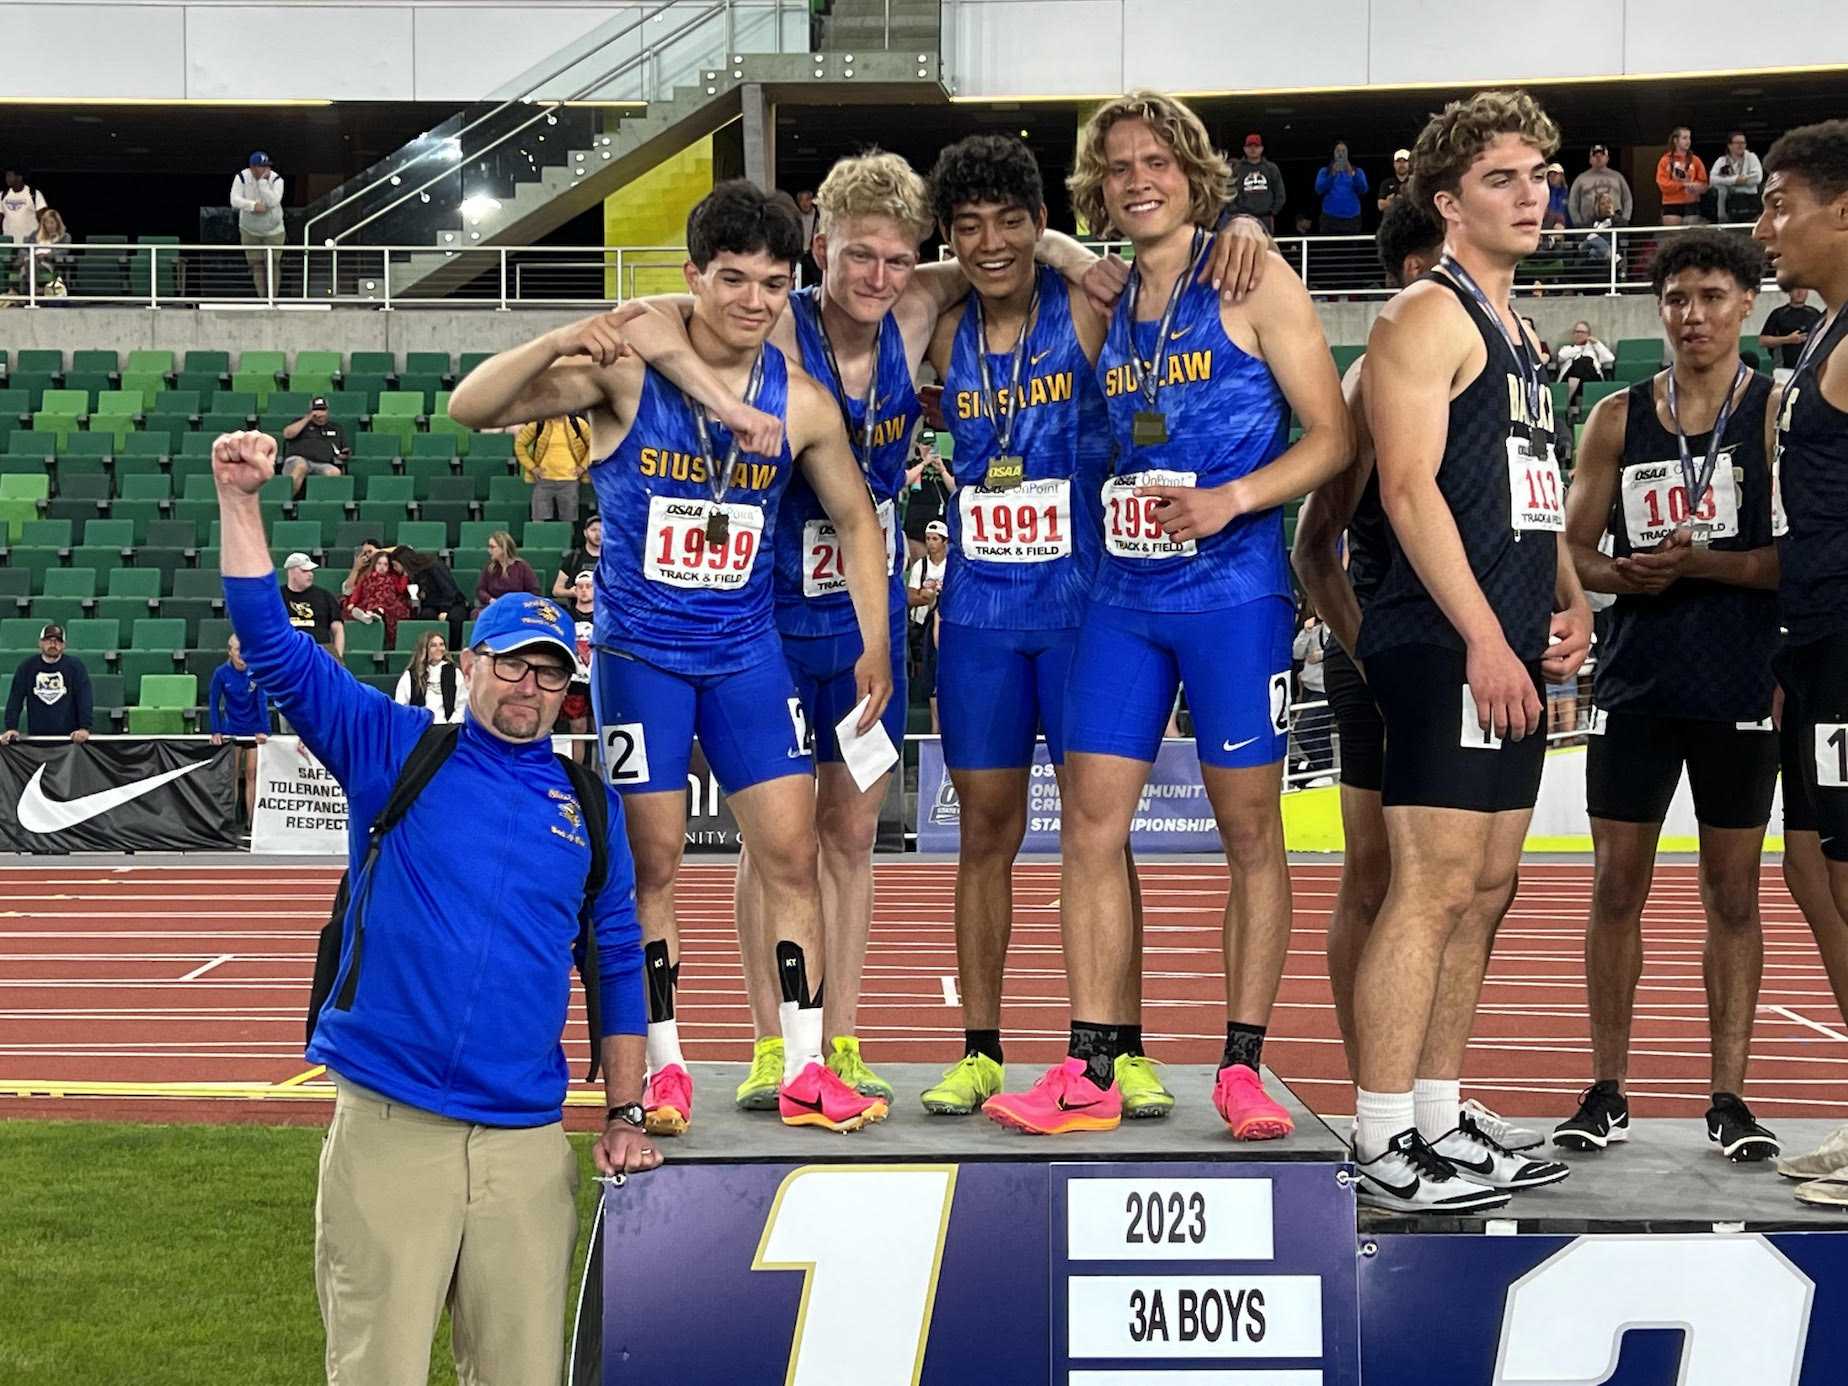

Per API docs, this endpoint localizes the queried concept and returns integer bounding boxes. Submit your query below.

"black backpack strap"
[559,751,609,1082]
[305,719,459,1045]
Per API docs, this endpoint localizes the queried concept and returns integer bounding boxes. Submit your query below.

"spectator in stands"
[901,437,953,565]
[795,188,820,282]
[1,169,47,243]
[230,151,285,299]
[906,520,947,732]
[1582,188,1623,269]
[1375,148,1411,214]
[280,553,345,657]
[342,548,413,648]
[393,631,466,723]
[1544,163,1571,227]
[1520,315,1555,377]
[1759,286,1824,374]
[15,206,71,299]
[1313,141,1368,234]
[280,397,350,498]
[515,414,590,523]
[1555,320,1615,382]
[1569,143,1634,227]
[562,570,596,760]
[474,531,540,614]
[1232,133,1287,230]
[1290,611,1332,775]
[1710,131,1764,222]
[340,539,383,597]
[1656,127,1709,225]
[208,634,271,827]
[394,546,469,648]
[552,512,602,600]
[2,625,92,744]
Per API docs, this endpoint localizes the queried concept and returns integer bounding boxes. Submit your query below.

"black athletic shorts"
[1367,642,1547,813]
[1324,643,1383,793]
[1776,632,1848,861]
[1585,709,1778,830]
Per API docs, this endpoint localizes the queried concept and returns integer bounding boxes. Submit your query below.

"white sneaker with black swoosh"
[1432,1112,1572,1190]
[1354,1128,1512,1214]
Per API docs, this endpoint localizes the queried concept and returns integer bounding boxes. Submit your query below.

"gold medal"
[705,509,730,547]
[1133,410,1168,447]
[985,455,1025,490]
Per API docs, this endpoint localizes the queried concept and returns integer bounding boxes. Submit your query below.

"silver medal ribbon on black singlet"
[1665,359,1749,526]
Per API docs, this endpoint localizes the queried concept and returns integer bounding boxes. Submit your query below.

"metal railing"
[0,221,1770,311]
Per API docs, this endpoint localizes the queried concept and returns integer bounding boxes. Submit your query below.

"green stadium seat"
[2,547,63,585]
[237,351,287,380]
[56,475,112,509]
[406,456,454,493]
[294,350,344,380]
[458,352,494,380]
[343,619,384,653]
[126,349,175,379]
[170,501,216,536]
[352,505,403,539]
[171,569,222,601]
[126,673,197,732]
[17,350,64,378]
[115,442,168,471]
[290,373,337,399]
[397,375,445,408]
[88,415,138,449]
[40,388,90,418]
[229,371,275,408]
[200,411,251,437]
[42,567,97,598]
[30,596,88,627]
[405,352,452,380]
[108,568,163,600]
[107,500,161,543]
[118,374,169,409]
[425,415,472,455]
[162,600,216,645]
[406,434,457,463]
[118,473,172,502]
[341,375,389,411]
[64,618,120,652]
[348,351,395,378]
[69,545,125,573]
[131,547,189,590]
[457,521,499,555]
[156,389,201,418]
[395,521,448,551]
[141,413,193,448]
[62,374,111,404]
[376,390,425,419]
[415,501,471,542]
[423,475,479,504]
[363,475,415,503]
[0,568,31,604]
[304,475,356,503]
[395,619,447,652]
[183,350,231,379]
[131,617,188,651]
[71,350,118,377]
[0,388,32,424]
[270,520,324,552]
[60,433,114,463]
[90,673,126,722]
[10,375,58,411]
[470,433,515,462]
[523,521,572,555]
[0,618,48,646]
[259,475,294,510]
[211,390,258,417]
[270,390,313,418]
[340,650,379,677]
[176,370,224,397]
[294,501,348,535]
[1579,381,1628,413]
[22,519,73,548]
[1614,337,1662,363]
[83,519,135,549]
[351,433,399,461]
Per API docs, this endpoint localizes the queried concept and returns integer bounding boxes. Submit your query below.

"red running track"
[1,859,1845,1127]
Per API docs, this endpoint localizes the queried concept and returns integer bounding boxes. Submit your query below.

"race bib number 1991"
[958,479,1073,564]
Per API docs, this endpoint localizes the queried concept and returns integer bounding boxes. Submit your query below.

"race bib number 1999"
[644,496,764,591]
[1103,470,1198,559]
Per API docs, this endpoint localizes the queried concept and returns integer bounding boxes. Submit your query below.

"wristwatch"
[608,1103,645,1129]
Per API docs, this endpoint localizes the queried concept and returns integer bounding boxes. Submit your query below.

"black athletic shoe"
[1552,1081,1630,1152]
[1706,1093,1780,1163]
[1354,1128,1513,1214]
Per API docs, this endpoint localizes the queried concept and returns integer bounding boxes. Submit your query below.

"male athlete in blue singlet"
[1750,120,1848,1194]
[983,92,1354,1138]
[448,181,892,1136]
[917,135,1178,1122]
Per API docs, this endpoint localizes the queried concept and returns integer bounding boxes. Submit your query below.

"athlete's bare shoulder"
[925,296,969,379]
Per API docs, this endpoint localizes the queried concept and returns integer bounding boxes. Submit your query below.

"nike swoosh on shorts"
[16,762,207,835]
[1222,736,1260,753]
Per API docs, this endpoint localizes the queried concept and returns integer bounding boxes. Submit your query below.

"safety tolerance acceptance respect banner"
[251,735,349,854]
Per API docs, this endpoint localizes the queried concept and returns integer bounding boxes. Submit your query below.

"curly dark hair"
[1764,118,1848,204]
[928,135,1043,228]
[1649,228,1767,296]
[686,179,803,270]
[1377,198,1445,288]
[1408,89,1560,220]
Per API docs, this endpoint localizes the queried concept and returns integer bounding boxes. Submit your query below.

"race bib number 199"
[1103,470,1198,559]
[1507,438,1564,533]
[644,496,763,590]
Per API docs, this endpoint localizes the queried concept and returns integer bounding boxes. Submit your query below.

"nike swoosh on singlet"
[16,762,207,835]
[1029,351,1052,368]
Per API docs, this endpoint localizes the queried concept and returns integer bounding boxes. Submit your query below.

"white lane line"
[1768,1003,1848,1042]
[178,955,235,982]
[939,975,959,1007]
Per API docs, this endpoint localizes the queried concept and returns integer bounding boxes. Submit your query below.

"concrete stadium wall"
[0,292,1801,357]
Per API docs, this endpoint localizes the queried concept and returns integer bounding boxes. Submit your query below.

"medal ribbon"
[687,348,767,510]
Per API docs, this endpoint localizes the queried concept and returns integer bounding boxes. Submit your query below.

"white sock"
[779,1001,824,1080]
[1355,1087,1415,1162]
[645,1019,684,1076]
[1414,1077,1462,1143]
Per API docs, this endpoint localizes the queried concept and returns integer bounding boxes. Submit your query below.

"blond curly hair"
[815,150,934,245]
[1409,89,1562,220]
[1068,90,1232,236]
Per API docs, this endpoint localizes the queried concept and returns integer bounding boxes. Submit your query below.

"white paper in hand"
[835,696,898,793]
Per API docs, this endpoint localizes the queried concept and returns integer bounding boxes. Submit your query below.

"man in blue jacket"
[211,428,654,1386]
[1314,141,1370,234]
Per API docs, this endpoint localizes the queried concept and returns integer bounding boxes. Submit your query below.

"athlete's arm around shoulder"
[1231,251,1355,509]
[1562,390,1633,594]
[1291,356,1369,657]
[787,373,894,731]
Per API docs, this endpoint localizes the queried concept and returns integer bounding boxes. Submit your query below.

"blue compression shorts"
[590,644,814,795]
[780,605,908,765]
[1063,595,1293,768]
[937,622,1078,770]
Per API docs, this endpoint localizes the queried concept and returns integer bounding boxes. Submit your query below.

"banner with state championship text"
[917,736,1222,853]
[0,739,236,852]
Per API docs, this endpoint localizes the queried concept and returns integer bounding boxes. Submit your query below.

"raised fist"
[212,431,277,495]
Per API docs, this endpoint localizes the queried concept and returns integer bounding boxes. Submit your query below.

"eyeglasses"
[484,652,573,692]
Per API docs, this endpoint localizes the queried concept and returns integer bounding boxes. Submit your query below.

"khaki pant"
[315,1075,580,1385]
[241,227,285,299]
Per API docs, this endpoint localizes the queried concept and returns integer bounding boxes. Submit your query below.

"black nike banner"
[0,741,238,852]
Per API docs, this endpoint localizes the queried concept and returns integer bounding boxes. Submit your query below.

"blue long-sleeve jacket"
[224,573,644,1127]
[207,661,271,736]
[1314,164,1369,220]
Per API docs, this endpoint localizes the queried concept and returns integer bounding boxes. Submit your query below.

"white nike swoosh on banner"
[16,761,207,835]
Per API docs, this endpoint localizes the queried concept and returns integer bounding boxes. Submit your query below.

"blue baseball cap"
[249,151,271,167]
[470,593,575,665]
